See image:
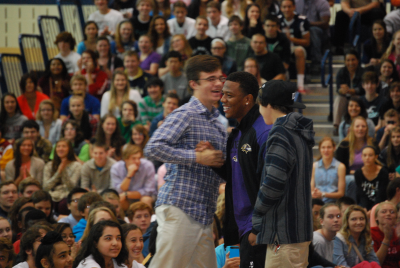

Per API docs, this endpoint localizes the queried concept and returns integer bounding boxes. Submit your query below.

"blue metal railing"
[0,54,26,96]
[321,49,333,122]
[57,0,85,44]
[38,15,64,61]
[349,11,361,51]
[19,34,48,73]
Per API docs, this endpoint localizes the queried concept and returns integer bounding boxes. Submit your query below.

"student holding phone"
[215,244,241,268]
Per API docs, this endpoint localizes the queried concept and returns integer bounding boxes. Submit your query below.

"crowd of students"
[2,0,400,266]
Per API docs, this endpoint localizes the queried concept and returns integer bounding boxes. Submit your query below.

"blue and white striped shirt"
[145,97,227,225]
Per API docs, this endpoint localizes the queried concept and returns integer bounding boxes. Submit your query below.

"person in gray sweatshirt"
[0,93,28,140]
[248,80,315,268]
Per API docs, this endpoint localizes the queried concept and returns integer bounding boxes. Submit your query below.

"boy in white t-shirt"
[54,32,81,75]
[167,1,196,39]
[88,0,124,37]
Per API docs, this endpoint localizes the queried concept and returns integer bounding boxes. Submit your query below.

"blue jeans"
[345,174,357,201]
[309,26,329,64]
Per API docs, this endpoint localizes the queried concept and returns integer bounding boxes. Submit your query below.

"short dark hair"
[21,120,40,132]
[24,209,47,228]
[120,100,139,118]
[336,196,356,209]
[35,232,64,268]
[362,71,379,85]
[312,199,325,207]
[257,95,294,114]
[265,14,279,25]
[226,71,259,100]
[67,188,88,204]
[19,225,42,262]
[186,55,221,84]
[173,1,187,10]
[144,77,164,92]
[166,51,182,61]
[31,190,52,205]
[0,181,16,193]
[228,15,243,26]
[100,189,120,198]
[77,192,103,213]
[20,72,38,94]
[280,0,295,6]
[18,178,41,194]
[387,177,400,200]
[164,92,180,103]
[206,1,221,11]
[345,49,360,61]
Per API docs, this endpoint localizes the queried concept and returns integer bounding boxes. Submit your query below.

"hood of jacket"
[274,112,315,148]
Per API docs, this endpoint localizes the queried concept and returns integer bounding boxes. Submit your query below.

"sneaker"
[298,86,308,95]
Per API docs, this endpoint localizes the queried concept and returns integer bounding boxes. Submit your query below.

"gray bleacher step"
[308,115,332,123]
[302,95,330,103]
[314,123,335,136]
[302,103,330,116]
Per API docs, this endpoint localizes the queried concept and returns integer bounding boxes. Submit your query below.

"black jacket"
[216,105,271,246]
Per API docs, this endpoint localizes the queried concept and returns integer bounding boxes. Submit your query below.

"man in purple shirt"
[111,144,156,210]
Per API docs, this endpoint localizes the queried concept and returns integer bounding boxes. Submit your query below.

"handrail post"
[321,49,333,122]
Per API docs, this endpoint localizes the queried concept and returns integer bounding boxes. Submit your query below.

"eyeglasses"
[61,234,76,239]
[197,76,226,83]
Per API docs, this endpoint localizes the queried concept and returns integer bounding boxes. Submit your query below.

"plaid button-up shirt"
[145,97,227,225]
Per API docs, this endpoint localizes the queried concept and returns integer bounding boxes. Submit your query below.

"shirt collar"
[318,158,336,169]
[189,96,220,119]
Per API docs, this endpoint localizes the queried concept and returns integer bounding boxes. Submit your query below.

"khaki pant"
[265,241,311,268]
[333,95,348,126]
[149,205,217,268]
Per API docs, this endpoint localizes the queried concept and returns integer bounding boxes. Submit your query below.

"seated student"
[311,137,346,203]
[362,20,391,67]
[379,127,400,180]
[16,226,43,268]
[101,70,143,118]
[339,96,375,141]
[379,59,399,98]
[76,50,108,101]
[124,51,153,98]
[211,38,238,76]
[130,0,154,40]
[80,207,118,242]
[36,231,73,268]
[18,178,41,198]
[5,138,45,186]
[355,146,388,210]
[53,223,75,254]
[126,125,150,151]
[60,75,101,121]
[73,220,127,268]
[295,0,330,72]
[149,93,180,136]
[49,120,90,162]
[115,20,138,59]
[361,71,387,128]
[379,82,400,124]
[376,109,399,149]
[58,188,88,229]
[0,238,13,268]
[87,0,124,37]
[100,189,124,220]
[333,205,380,267]
[0,182,18,219]
[243,57,266,87]
[126,202,153,258]
[138,35,161,77]
[189,16,212,56]
[72,192,102,241]
[264,15,291,70]
[111,0,136,19]
[242,4,264,38]
[54,32,81,75]
[111,145,156,210]
[148,16,172,56]
[77,21,99,55]
[206,1,230,41]
[36,100,62,145]
[160,51,189,100]
[65,95,98,141]
[118,100,141,143]
[37,58,71,111]
[313,204,342,262]
[249,33,286,81]
[311,199,325,232]
[94,114,126,161]
[167,1,196,39]
[43,139,82,214]
[336,196,356,218]
[17,72,49,121]
[0,126,13,174]
[278,0,310,93]
[226,15,251,72]
[382,31,400,78]
[152,0,172,19]
[158,34,193,77]
[96,36,124,80]
[122,224,146,266]
[333,50,365,133]
[371,201,400,267]
[138,78,165,128]
[0,93,28,141]
[31,190,57,224]
[81,143,117,193]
